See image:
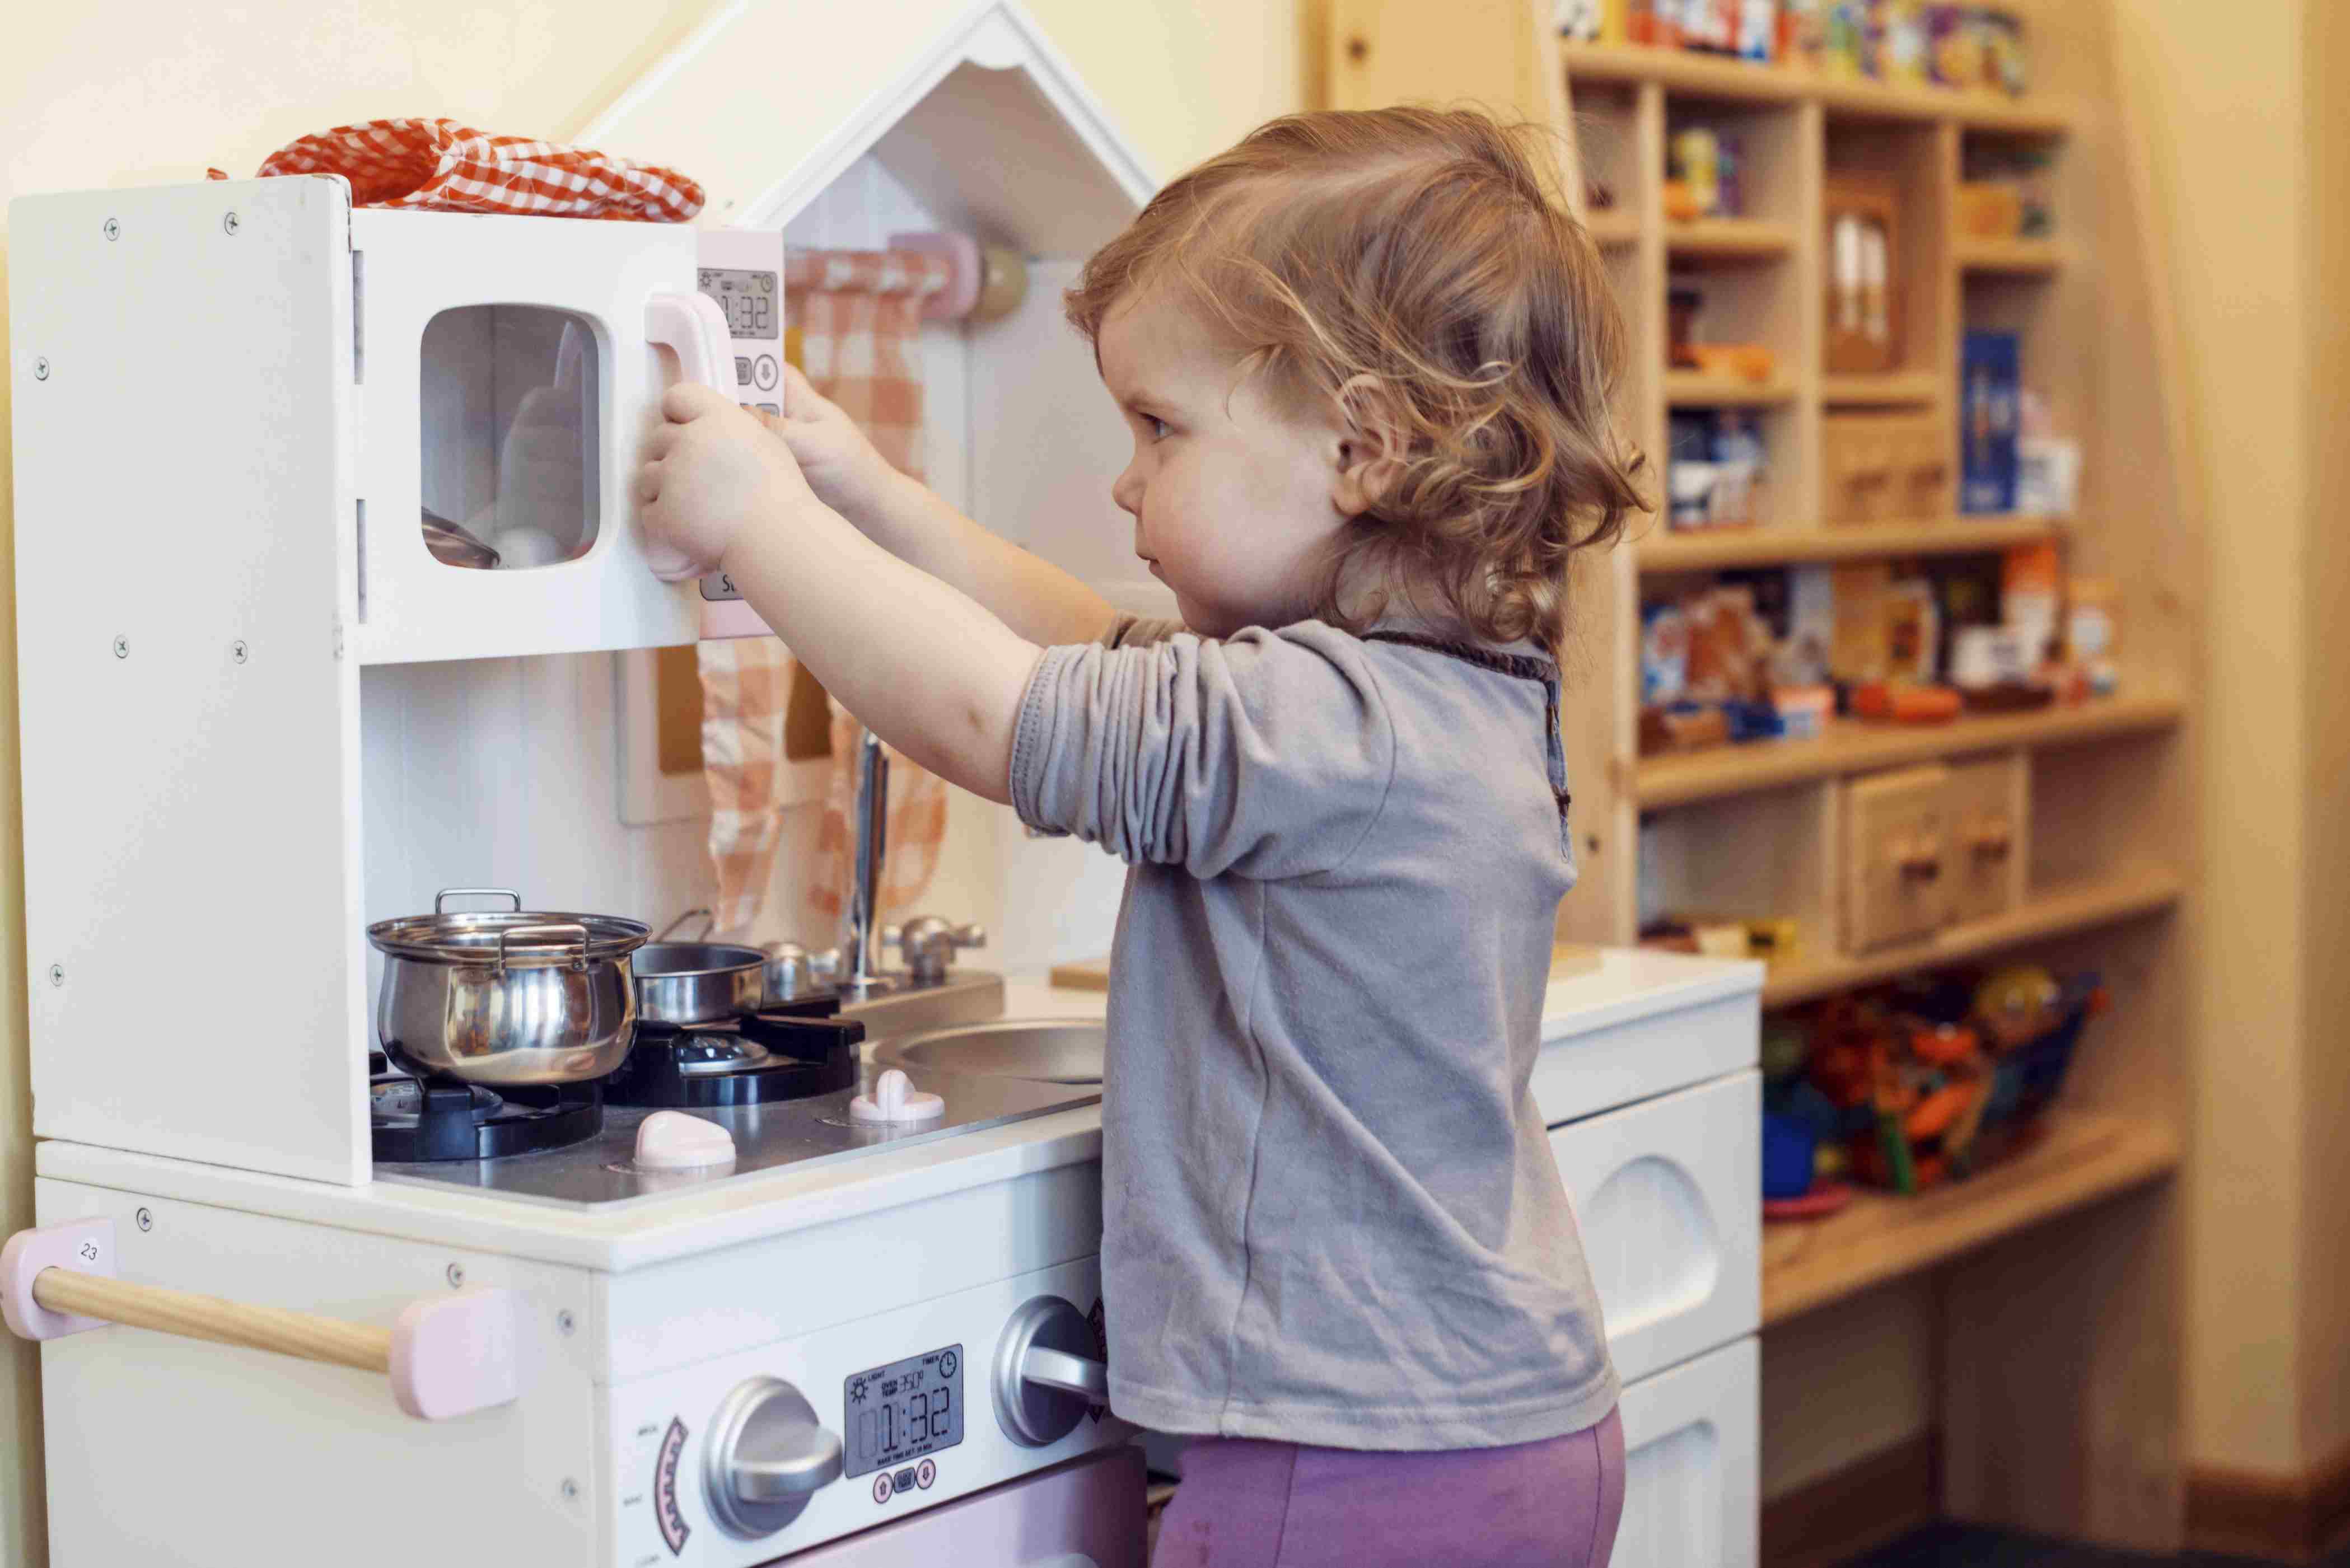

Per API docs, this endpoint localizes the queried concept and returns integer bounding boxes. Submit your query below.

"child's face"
[1096,285,1353,637]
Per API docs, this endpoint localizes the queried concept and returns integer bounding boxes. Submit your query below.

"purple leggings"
[1151,1407,1625,1568]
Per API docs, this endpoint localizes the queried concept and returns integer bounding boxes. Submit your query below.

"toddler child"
[638,106,1647,1567]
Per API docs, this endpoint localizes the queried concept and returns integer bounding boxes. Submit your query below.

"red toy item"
[1852,681,1963,723]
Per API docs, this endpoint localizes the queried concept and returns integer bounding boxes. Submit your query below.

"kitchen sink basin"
[867,1019,1105,1085]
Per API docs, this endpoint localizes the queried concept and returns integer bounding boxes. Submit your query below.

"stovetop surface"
[375,1065,1097,1209]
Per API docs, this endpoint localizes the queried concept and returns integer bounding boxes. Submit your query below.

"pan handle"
[496,922,590,975]
[435,888,523,915]
[3,1219,526,1422]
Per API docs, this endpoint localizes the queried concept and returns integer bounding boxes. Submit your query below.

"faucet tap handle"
[885,916,987,986]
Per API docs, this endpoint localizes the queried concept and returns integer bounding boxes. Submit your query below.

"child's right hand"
[757,364,898,529]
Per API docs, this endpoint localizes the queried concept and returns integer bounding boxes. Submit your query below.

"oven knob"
[849,1068,943,1125]
[993,1295,1109,1447]
[703,1376,843,1538]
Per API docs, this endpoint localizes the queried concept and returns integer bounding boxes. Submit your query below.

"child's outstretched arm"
[639,384,1038,803]
[759,365,1119,648]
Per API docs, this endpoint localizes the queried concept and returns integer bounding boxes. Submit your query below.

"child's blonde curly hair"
[1065,106,1647,660]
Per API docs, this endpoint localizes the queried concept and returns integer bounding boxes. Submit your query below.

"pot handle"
[3,1219,526,1422]
[435,888,523,915]
[496,922,590,975]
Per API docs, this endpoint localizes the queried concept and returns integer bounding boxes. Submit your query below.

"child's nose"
[1110,462,1142,518]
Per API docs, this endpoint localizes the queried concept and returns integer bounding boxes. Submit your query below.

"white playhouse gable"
[581,0,1156,252]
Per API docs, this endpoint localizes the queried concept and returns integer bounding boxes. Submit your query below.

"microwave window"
[698,268,779,340]
[418,305,601,572]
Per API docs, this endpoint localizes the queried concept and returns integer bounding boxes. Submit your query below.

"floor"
[1845,1524,2350,1568]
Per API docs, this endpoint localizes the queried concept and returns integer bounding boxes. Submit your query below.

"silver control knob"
[993,1295,1108,1448]
[704,1376,843,1538]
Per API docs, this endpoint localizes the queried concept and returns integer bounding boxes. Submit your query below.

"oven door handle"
[642,289,749,582]
[1021,1345,1110,1401]
[3,1218,527,1421]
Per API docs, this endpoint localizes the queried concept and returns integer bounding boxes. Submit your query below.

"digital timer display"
[697,268,779,340]
[843,1344,964,1480]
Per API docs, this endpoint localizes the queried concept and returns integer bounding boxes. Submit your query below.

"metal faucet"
[842,726,892,1000]
[839,726,985,998]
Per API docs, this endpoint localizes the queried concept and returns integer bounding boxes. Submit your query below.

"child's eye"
[1142,414,1171,442]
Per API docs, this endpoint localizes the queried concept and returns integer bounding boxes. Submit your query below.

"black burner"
[602,998,865,1110]
[371,1070,604,1162]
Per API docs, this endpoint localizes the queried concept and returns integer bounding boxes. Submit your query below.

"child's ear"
[1329,375,1409,517]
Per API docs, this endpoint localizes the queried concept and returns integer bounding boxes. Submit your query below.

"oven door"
[349,208,731,665]
[771,1446,1146,1567]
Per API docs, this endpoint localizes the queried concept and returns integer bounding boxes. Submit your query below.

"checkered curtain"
[697,249,954,937]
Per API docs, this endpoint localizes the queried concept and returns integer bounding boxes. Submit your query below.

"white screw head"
[47,965,63,987]
[446,1262,466,1288]
[113,636,128,659]
[557,1309,576,1336]
[222,212,240,236]
[34,358,49,381]
[136,1208,153,1232]
[561,1478,581,1502]
[103,218,120,241]
[231,640,249,664]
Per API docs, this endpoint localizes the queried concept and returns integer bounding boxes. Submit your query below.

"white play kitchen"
[1,3,1762,1563]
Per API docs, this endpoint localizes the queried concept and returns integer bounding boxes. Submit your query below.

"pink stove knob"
[632,1110,736,1170]
[849,1069,944,1125]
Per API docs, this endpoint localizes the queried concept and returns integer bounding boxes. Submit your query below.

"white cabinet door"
[1614,1337,1759,1568]
[1550,1071,1761,1386]
[351,208,706,664]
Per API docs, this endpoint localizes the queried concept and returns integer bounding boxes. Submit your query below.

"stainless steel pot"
[634,942,770,1026]
[650,909,842,1009]
[367,888,648,1085]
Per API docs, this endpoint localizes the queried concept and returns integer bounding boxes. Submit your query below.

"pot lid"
[366,908,650,966]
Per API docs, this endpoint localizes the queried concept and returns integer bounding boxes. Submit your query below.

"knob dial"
[993,1295,1109,1448]
[703,1376,843,1538]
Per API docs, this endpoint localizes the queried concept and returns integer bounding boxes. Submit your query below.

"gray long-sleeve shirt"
[1010,615,1619,1450]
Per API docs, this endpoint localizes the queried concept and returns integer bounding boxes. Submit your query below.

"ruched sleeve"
[1010,622,1398,881]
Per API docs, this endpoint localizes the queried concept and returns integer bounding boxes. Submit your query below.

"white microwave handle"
[642,291,747,582]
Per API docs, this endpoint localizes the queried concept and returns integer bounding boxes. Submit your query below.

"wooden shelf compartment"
[1956,237,2077,274]
[1583,209,1642,246]
[1634,514,2060,572]
[1665,371,1800,408]
[1666,218,1796,260]
[1635,692,2184,808]
[1758,865,2182,1008]
[1761,1108,2179,1326]
[1560,40,2078,133]
[1822,371,1944,406]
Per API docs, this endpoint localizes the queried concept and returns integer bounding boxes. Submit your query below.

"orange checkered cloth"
[698,247,957,937]
[209,118,702,221]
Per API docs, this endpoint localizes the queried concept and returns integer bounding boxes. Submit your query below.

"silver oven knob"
[704,1376,843,1538]
[993,1295,1109,1448]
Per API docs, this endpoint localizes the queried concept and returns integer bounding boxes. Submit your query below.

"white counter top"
[36,949,1758,1271]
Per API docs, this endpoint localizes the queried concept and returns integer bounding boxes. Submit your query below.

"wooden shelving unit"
[1663,371,1800,407]
[1667,217,1796,259]
[1955,236,2077,274]
[1559,39,2080,132]
[1760,1109,2179,1324]
[1550,7,2202,1550]
[1636,692,2184,807]
[1820,369,1943,405]
[1634,513,2060,572]
[1759,866,2182,1007]
[1584,208,1641,246]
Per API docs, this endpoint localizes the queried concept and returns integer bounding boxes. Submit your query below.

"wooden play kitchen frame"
[1545,4,2198,1553]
